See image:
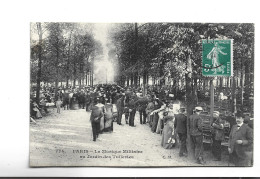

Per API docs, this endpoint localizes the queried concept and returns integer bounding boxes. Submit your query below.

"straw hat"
[195,106,203,111]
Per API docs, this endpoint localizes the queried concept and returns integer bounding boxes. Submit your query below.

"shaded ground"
[30,108,230,167]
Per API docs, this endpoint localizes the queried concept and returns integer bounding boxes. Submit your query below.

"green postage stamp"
[202,39,233,76]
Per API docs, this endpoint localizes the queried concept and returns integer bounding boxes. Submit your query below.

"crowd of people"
[30,83,253,166]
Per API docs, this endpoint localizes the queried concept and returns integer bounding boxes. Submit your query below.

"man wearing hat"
[128,94,137,127]
[228,113,253,166]
[174,108,188,157]
[116,94,125,125]
[188,106,205,165]
[135,94,149,124]
[211,111,225,161]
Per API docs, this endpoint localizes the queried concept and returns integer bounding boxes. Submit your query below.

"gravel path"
[30,108,230,167]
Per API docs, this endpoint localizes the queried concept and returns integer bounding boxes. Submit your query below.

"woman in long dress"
[32,101,42,119]
[146,99,154,127]
[150,97,165,133]
[96,98,105,133]
[207,42,227,74]
[156,111,164,134]
[104,102,114,132]
[161,112,175,149]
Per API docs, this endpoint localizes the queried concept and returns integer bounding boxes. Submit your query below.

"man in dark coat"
[188,106,205,165]
[228,114,253,166]
[111,89,117,104]
[124,91,132,124]
[85,91,91,111]
[174,108,187,157]
[116,95,124,125]
[79,91,86,109]
[128,95,137,127]
[90,98,104,141]
[211,112,225,161]
[62,91,70,110]
[135,95,149,124]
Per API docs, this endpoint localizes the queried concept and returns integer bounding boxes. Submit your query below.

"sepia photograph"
[29,22,254,167]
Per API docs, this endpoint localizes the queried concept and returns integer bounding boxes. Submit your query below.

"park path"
[30,108,229,167]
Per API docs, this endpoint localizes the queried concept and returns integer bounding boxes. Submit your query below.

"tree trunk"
[79,76,81,88]
[91,69,93,87]
[159,60,166,86]
[122,76,125,87]
[133,23,139,87]
[240,61,244,106]
[231,76,237,114]
[210,79,214,124]
[126,76,129,86]
[220,77,223,89]
[130,75,134,86]
[134,74,138,87]
[143,70,147,95]
[66,31,72,88]
[203,78,206,92]
[227,77,229,88]
[73,58,76,88]
[193,77,198,105]
[55,51,59,100]
[186,55,194,160]
[244,59,250,100]
[36,23,43,104]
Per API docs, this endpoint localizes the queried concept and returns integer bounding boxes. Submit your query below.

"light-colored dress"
[32,102,42,119]
[161,116,175,149]
[95,103,105,132]
[104,103,113,132]
[156,111,164,134]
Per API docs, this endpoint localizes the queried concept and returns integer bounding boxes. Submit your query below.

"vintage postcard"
[30,23,254,167]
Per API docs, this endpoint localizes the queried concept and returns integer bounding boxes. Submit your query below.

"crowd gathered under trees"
[30,23,254,166]
[30,83,253,166]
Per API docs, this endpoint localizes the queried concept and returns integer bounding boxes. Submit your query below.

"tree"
[30,22,49,103]
[46,23,66,98]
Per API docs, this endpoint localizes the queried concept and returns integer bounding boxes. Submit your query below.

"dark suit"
[211,119,225,160]
[116,97,124,125]
[128,98,136,126]
[135,97,148,124]
[174,113,187,156]
[228,123,253,166]
[90,105,104,141]
[85,93,91,111]
[188,113,204,162]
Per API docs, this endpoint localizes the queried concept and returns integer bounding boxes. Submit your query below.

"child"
[56,97,62,114]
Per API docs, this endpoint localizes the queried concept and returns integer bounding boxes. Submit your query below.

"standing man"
[90,98,104,142]
[85,90,91,111]
[68,90,74,109]
[211,112,225,161]
[116,94,124,125]
[135,95,149,124]
[188,106,205,165]
[174,108,188,157]
[228,113,253,166]
[79,90,86,109]
[145,96,154,126]
[128,95,137,127]
[124,91,131,124]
